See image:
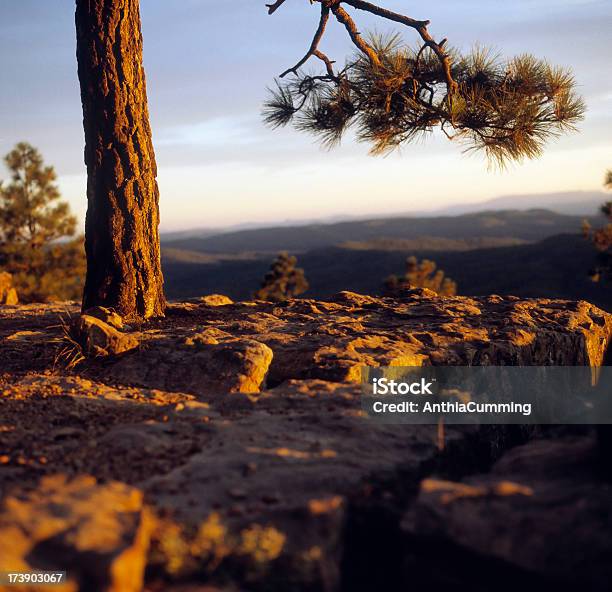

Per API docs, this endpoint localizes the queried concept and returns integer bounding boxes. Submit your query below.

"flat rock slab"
[157,291,611,385]
[0,375,502,590]
[2,291,610,393]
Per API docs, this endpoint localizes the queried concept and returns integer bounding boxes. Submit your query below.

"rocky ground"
[0,289,611,592]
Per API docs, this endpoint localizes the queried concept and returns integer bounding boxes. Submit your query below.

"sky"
[0,0,611,231]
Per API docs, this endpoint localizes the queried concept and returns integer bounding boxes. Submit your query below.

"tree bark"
[75,0,165,321]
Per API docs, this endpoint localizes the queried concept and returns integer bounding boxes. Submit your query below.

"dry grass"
[53,313,85,370]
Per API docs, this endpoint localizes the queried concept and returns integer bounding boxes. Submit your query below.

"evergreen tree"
[384,256,457,296]
[255,252,309,302]
[583,169,612,282]
[0,142,85,302]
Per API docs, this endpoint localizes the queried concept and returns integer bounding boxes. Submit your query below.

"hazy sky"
[1,0,611,230]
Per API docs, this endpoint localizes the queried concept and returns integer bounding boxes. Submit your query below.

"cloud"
[156,116,262,148]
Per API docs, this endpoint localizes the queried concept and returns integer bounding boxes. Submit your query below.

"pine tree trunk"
[75,0,165,321]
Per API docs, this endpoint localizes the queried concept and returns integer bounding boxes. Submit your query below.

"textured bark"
[75,0,165,321]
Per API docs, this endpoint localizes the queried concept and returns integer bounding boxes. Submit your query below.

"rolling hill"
[164,209,600,255]
[160,209,612,311]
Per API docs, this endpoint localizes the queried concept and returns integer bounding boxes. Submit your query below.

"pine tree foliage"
[255,252,309,302]
[0,143,85,302]
[263,1,584,167]
[583,170,612,282]
[384,256,457,296]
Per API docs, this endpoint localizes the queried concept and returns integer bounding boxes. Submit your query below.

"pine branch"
[343,0,457,92]
[266,0,289,15]
[262,1,584,165]
[280,4,332,78]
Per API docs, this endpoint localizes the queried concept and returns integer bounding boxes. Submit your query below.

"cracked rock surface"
[0,291,611,591]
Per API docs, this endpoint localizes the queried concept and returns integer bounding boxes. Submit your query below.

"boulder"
[73,314,139,357]
[83,306,124,330]
[401,437,612,591]
[107,337,273,394]
[0,475,151,592]
[199,294,234,306]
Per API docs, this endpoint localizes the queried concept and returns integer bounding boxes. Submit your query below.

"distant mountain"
[160,216,370,243]
[433,191,606,217]
[160,229,222,242]
[159,191,607,242]
[163,209,598,255]
[160,222,278,243]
